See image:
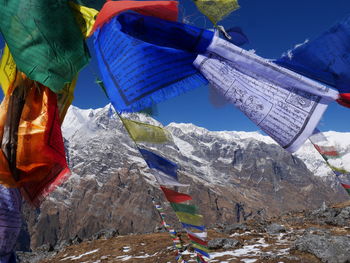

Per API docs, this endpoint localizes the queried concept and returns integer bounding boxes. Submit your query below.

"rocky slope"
[18,104,348,251]
[18,201,350,263]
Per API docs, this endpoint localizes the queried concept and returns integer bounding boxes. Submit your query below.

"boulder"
[266,223,286,234]
[208,238,241,249]
[223,223,249,234]
[91,229,118,240]
[294,234,350,263]
[308,205,350,227]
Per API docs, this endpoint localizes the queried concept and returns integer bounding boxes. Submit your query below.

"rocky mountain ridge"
[18,104,348,251]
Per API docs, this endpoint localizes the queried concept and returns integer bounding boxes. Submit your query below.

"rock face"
[19,105,348,250]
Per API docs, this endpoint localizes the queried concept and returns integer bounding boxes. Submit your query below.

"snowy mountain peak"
[62,105,349,178]
[167,122,275,146]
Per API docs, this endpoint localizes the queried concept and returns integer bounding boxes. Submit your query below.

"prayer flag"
[17,81,70,206]
[197,254,208,263]
[0,185,22,263]
[1,77,26,183]
[176,212,203,226]
[194,0,239,25]
[192,242,210,254]
[309,130,350,196]
[116,12,213,54]
[153,170,189,187]
[192,245,210,258]
[70,2,99,37]
[338,93,350,108]
[139,148,178,179]
[187,233,208,247]
[181,223,206,231]
[225,27,249,46]
[0,47,76,123]
[0,0,90,93]
[57,78,78,123]
[276,15,350,104]
[0,74,70,205]
[309,130,349,174]
[161,186,192,203]
[92,1,179,34]
[313,145,339,158]
[0,45,16,96]
[122,118,172,144]
[171,203,198,214]
[186,229,207,240]
[194,36,339,152]
[0,83,17,188]
[341,183,350,194]
[94,12,213,112]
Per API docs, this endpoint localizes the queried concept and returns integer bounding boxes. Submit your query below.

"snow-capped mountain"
[21,104,348,250]
[62,104,350,180]
[296,132,350,178]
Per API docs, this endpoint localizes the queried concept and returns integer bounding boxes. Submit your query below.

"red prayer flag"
[314,145,339,157]
[188,233,208,247]
[341,183,350,189]
[160,186,192,203]
[337,93,350,108]
[197,254,208,263]
[91,1,178,35]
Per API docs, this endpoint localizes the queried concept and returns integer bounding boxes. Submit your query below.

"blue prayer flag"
[225,27,249,46]
[138,148,178,180]
[276,16,350,94]
[94,12,214,112]
[194,248,210,258]
[181,222,206,231]
[0,185,22,262]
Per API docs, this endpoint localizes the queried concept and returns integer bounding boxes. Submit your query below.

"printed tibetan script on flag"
[194,37,339,152]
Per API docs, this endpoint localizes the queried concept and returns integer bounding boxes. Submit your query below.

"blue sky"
[1,0,350,132]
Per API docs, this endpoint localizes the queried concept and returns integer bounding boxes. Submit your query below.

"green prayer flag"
[328,164,349,175]
[176,212,203,226]
[122,118,172,144]
[0,0,90,93]
[171,203,198,215]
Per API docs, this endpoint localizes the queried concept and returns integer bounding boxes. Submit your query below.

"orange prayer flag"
[16,80,70,205]
[0,74,70,206]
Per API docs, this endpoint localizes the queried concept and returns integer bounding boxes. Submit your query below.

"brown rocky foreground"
[18,201,350,263]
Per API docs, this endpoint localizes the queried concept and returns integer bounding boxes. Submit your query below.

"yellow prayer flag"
[57,77,77,123]
[0,44,76,122]
[191,242,210,253]
[69,2,99,37]
[122,118,172,144]
[176,212,203,226]
[194,0,239,25]
[0,45,17,95]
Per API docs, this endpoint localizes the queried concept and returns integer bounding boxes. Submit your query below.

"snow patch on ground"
[60,249,99,261]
